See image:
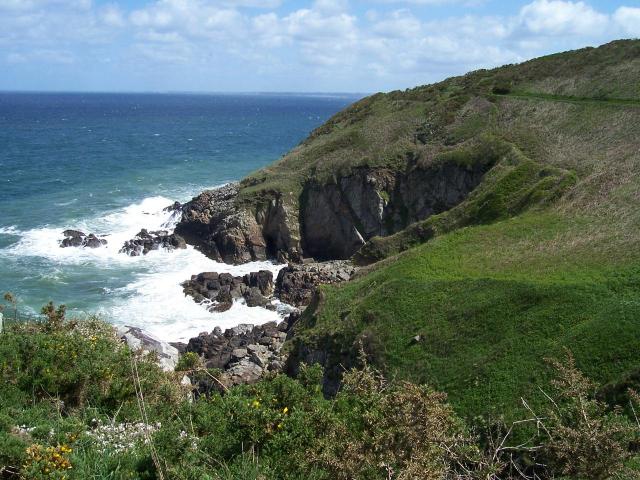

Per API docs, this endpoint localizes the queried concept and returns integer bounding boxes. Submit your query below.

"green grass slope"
[292,211,640,422]
[287,40,640,423]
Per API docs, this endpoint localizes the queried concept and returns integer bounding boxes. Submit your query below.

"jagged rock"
[120,229,187,256]
[232,348,248,360]
[268,360,285,371]
[117,326,179,371]
[182,270,273,311]
[301,164,490,260]
[184,321,288,392]
[275,261,357,306]
[244,287,269,307]
[60,230,107,249]
[228,324,254,337]
[175,183,301,264]
[224,360,264,386]
[247,344,268,354]
[244,270,275,296]
[163,201,182,213]
[175,184,267,264]
[170,342,188,354]
[249,350,271,368]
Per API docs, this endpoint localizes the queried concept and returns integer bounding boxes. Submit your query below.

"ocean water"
[0,92,358,341]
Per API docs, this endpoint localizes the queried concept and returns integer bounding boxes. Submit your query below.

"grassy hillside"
[286,39,640,424]
[240,40,640,203]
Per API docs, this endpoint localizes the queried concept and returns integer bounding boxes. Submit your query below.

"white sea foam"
[99,251,285,342]
[54,199,78,206]
[0,226,20,235]
[1,195,287,342]
[2,196,180,265]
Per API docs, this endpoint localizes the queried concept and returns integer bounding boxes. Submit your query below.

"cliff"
[177,40,639,265]
[177,39,640,422]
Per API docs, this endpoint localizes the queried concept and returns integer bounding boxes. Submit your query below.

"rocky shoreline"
[120,229,187,256]
[60,193,359,392]
[117,259,356,392]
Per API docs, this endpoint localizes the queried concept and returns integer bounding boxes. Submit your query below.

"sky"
[0,0,638,93]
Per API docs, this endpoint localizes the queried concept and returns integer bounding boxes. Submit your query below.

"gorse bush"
[0,315,182,414]
[0,308,639,479]
[536,352,640,480]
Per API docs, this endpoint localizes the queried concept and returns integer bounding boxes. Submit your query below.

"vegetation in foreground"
[1,304,639,479]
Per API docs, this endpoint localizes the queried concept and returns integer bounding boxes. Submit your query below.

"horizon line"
[0,89,372,96]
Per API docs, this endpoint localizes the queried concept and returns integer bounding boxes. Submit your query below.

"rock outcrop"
[120,229,187,256]
[118,325,179,371]
[175,158,492,265]
[185,319,294,392]
[163,201,182,213]
[60,230,107,249]
[275,261,357,307]
[300,163,490,260]
[175,183,302,265]
[175,184,266,263]
[181,270,274,312]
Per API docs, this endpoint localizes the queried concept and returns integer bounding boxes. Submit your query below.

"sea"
[0,92,359,341]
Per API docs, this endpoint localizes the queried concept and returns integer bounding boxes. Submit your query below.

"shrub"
[22,444,73,479]
[537,352,639,480]
[310,361,475,479]
[175,351,200,372]
[3,306,640,479]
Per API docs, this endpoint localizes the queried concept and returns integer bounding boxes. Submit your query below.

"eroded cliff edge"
[175,156,500,264]
[175,34,626,266]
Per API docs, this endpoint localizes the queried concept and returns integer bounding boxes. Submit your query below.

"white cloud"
[372,10,422,38]
[5,49,75,64]
[0,0,638,91]
[6,52,27,63]
[0,0,91,11]
[613,6,640,36]
[129,0,247,41]
[371,0,482,4]
[208,0,282,7]
[313,0,349,13]
[518,0,609,36]
[101,4,126,27]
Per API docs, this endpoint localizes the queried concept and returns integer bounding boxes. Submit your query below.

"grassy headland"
[3,39,640,478]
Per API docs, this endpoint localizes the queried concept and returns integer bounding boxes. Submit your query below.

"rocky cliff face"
[301,161,490,260]
[175,183,302,264]
[176,160,491,264]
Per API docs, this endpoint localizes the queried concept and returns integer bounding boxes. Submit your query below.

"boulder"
[185,321,288,392]
[275,261,357,306]
[163,201,182,213]
[182,270,274,311]
[120,229,187,256]
[244,287,269,307]
[232,348,248,360]
[60,230,107,249]
[243,270,274,296]
[224,360,263,386]
[117,326,179,371]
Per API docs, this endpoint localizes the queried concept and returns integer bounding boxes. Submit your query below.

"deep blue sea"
[0,92,358,340]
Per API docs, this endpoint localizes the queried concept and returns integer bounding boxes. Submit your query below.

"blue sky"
[0,0,637,92]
